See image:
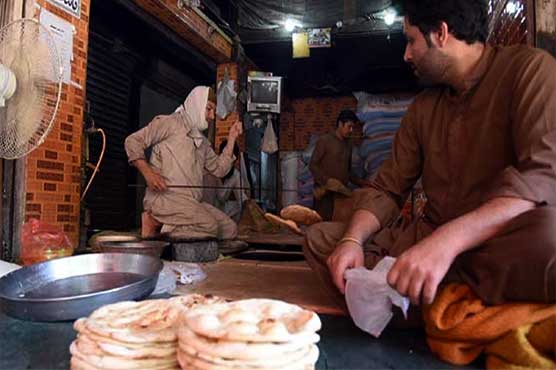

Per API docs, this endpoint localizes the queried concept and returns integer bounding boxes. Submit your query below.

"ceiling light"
[505,1,518,14]
[384,9,396,26]
[285,18,300,32]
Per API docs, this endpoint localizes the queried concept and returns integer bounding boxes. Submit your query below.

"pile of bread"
[264,205,323,235]
[70,295,321,370]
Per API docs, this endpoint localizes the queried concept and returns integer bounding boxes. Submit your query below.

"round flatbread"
[179,340,315,368]
[75,295,222,345]
[280,205,322,226]
[182,299,321,343]
[76,333,176,359]
[70,341,179,370]
[74,322,176,349]
[169,294,228,310]
[176,346,318,370]
[177,325,319,361]
[264,214,303,235]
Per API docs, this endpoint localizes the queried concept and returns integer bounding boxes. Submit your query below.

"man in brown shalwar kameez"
[310,110,370,220]
[125,86,243,240]
[304,0,556,313]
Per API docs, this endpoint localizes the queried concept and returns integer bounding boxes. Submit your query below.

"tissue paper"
[344,257,410,337]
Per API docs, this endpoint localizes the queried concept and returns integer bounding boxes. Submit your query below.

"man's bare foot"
[141,212,161,238]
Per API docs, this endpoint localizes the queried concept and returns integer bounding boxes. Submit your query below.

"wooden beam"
[134,0,233,62]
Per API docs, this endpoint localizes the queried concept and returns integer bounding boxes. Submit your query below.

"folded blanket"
[423,283,556,368]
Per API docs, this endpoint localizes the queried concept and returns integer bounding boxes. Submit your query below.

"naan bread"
[70,341,178,369]
[176,346,318,370]
[264,213,303,235]
[177,325,319,361]
[178,341,316,368]
[182,299,321,343]
[280,205,322,226]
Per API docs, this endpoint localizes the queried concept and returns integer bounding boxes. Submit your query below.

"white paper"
[344,257,410,338]
[40,9,74,84]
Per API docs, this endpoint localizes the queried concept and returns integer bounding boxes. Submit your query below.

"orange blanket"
[423,284,556,369]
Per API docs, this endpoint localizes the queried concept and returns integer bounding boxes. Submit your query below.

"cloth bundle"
[424,283,556,369]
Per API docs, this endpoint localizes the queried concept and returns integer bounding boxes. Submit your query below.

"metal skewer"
[127,184,300,192]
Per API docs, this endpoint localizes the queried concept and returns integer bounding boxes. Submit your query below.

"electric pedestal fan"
[0,18,63,159]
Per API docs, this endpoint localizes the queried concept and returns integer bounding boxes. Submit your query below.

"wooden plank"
[175,259,344,316]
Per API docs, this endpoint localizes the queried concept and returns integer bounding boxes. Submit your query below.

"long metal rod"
[127,184,301,192]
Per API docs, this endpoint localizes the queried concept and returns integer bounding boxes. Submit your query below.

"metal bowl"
[0,253,162,321]
[99,241,169,257]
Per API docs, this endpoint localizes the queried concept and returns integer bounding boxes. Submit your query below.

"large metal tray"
[0,253,162,321]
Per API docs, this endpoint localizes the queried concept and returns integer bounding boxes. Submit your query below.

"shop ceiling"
[207,0,416,97]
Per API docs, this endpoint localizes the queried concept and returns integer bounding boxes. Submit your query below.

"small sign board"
[308,28,331,48]
[47,0,81,18]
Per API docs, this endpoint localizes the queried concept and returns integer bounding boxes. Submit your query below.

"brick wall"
[135,0,232,62]
[280,96,360,151]
[24,0,90,248]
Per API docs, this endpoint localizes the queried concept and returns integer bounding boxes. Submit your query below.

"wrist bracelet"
[338,237,362,246]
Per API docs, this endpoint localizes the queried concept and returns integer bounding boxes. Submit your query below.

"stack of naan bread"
[177,299,322,370]
[70,295,224,370]
[70,296,321,370]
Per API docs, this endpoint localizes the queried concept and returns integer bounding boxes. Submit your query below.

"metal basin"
[0,253,162,321]
[99,241,169,257]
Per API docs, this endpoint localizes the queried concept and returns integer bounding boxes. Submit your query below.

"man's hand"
[327,241,364,294]
[228,120,243,142]
[387,238,456,305]
[145,169,167,192]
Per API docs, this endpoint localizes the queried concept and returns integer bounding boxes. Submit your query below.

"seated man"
[309,110,370,221]
[305,0,556,313]
[125,86,243,240]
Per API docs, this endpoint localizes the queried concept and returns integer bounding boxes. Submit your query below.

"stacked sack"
[70,295,225,370]
[280,152,301,208]
[354,92,413,179]
[177,299,322,370]
[296,135,319,208]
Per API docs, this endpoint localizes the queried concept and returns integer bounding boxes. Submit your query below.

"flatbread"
[176,346,318,370]
[169,294,228,310]
[70,341,179,370]
[75,295,222,345]
[178,341,315,368]
[182,299,321,343]
[264,213,303,235]
[74,323,176,349]
[280,205,322,226]
[76,333,176,359]
[177,325,319,361]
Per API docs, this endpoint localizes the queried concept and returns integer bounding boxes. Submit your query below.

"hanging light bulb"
[505,1,518,14]
[285,18,297,32]
[384,9,397,26]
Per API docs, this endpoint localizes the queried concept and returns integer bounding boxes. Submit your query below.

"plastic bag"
[344,257,410,338]
[261,122,278,154]
[21,218,74,265]
[150,261,207,296]
[216,69,237,119]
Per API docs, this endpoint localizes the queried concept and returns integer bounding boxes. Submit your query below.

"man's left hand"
[387,238,456,305]
[228,120,243,141]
